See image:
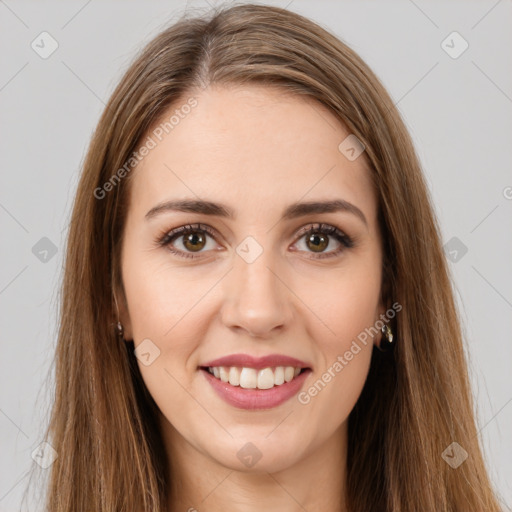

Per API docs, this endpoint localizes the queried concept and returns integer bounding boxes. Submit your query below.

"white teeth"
[219,367,229,383]
[239,367,258,389]
[257,368,275,389]
[228,366,240,386]
[284,366,295,382]
[207,365,304,389]
[274,366,285,385]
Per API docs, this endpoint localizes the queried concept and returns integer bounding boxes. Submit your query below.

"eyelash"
[156,222,354,260]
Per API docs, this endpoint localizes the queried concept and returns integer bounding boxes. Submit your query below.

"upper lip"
[201,353,311,370]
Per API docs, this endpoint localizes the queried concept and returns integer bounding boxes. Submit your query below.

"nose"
[220,246,294,339]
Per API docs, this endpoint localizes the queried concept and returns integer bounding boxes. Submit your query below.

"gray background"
[1,0,511,510]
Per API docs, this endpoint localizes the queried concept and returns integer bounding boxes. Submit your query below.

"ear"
[373,298,388,349]
[114,284,133,341]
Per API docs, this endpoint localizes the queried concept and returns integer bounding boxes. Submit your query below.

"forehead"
[127,85,377,224]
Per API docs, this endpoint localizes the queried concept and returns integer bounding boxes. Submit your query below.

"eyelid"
[294,222,343,239]
[157,223,220,245]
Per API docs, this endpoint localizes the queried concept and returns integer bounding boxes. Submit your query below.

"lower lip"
[201,368,311,410]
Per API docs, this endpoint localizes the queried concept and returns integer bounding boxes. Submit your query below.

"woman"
[33,3,502,511]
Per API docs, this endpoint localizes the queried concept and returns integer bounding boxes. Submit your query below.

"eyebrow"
[145,198,367,226]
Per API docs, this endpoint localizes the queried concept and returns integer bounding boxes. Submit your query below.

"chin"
[204,429,307,474]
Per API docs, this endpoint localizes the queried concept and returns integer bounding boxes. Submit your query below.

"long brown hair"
[28,3,502,510]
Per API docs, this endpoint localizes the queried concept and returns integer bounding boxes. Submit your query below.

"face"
[118,85,385,474]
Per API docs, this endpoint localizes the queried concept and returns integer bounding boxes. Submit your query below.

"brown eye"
[293,223,354,260]
[182,231,207,252]
[305,232,329,252]
[157,223,219,259]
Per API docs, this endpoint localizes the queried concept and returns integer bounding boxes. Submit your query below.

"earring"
[116,321,124,340]
[378,324,394,352]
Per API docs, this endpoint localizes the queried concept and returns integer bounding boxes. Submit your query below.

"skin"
[118,84,386,512]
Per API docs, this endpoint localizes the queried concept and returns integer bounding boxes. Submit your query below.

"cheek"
[295,253,382,348]
[122,247,213,341]
[296,291,376,437]
[291,260,381,419]
[121,250,212,404]
[122,258,209,424]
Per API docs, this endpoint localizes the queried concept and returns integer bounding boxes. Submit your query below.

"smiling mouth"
[199,365,310,390]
